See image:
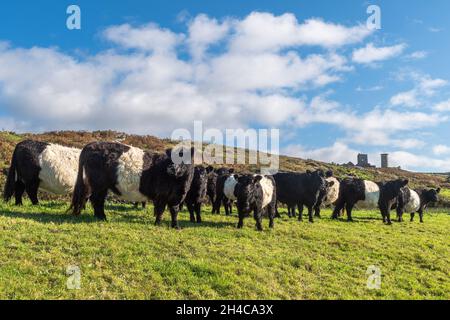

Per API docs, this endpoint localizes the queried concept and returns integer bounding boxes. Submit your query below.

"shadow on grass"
[0,209,99,224]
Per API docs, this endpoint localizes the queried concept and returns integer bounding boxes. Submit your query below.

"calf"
[184,166,208,223]
[70,142,194,229]
[235,174,276,231]
[332,178,408,224]
[397,187,440,223]
[213,169,236,215]
[4,140,80,205]
[273,170,329,223]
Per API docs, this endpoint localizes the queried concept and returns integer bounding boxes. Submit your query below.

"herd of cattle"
[2,140,442,230]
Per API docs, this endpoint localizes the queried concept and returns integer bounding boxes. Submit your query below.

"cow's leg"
[90,189,107,221]
[254,208,263,231]
[410,211,415,222]
[169,205,180,229]
[154,200,167,226]
[186,202,195,223]
[142,202,146,209]
[14,181,26,206]
[307,206,314,223]
[237,211,244,229]
[314,198,323,218]
[195,202,202,223]
[346,203,355,222]
[224,199,230,216]
[418,208,424,223]
[332,199,345,219]
[297,203,304,221]
[25,180,40,206]
[229,202,233,215]
[274,202,281,218]
[396,206,404,222]
[268,204,275,229]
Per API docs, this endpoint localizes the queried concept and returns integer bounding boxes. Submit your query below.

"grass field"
[0,201,448,300]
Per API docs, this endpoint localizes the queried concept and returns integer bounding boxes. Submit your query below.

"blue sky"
[0,0,450,172]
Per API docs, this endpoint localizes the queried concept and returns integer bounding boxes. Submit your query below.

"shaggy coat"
[397,187,440,223]
[234,174,276,231]
[206,168,218,209]
[273,170,328,223]
[184,166,208,223]
[4,140,80,205]
[332,178,408,224]
[70,142,194,229]
[212,168,235,215]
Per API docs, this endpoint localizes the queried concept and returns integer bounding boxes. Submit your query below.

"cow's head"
[166,147,195,178]
[422,188,441,204]
[235,174,262,214]
[384,179,409,199]
[193,165,208,186]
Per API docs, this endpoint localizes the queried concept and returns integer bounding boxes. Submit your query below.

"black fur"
[378,179,409,224]
[234,175,276,231]
[3,140,49,205]
[70,142,194,229]
[184,166,208,223]
[273,170,327,223]
[206,166,218,211]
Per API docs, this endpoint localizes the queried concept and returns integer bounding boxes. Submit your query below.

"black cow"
[206,166,218,210]
[184,166,208,223]
[212,168,235,215]
[70,142,195,229]
[234,174,277,231]
[4,140,80,205]
[397,187,440,223]
[332,178,408,224]
[273,170,329,223]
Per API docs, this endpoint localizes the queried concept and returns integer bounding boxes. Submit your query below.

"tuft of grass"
[0,201,449,300]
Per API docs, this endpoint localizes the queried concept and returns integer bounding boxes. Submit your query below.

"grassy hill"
[1,130,449,204]
[0,130,449,300]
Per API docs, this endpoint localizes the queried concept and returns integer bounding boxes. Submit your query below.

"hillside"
[1,130,449,203]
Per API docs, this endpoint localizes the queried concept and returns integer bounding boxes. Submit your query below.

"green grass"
[0,201,449,300]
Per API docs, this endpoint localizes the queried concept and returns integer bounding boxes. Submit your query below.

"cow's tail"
[3,150,18,202]
[69,160,88,216]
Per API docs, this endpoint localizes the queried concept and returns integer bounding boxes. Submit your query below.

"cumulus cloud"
[390,73,448,108]
[433,144,450,155]
[434,99,450,112]
[283,142,359,165]
[352,43,406,64]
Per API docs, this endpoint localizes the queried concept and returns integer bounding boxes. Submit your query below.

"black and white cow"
[396,187,440,223]
[4,140,80,205]
[313,171,340,218]
[212,169,236,215]
[273,170,330,223]
[234,174,276,231]
[184,166,208,223]
[70,142,195,229]
[332,178,409,224]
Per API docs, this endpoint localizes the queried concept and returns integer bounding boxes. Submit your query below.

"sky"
[0,0,449,172]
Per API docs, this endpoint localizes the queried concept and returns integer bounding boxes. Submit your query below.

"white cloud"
[433,145,450,156]
[229,13,372,53]
[405,51,428,60]
[283,142,359,164]
[434,99,450,112]
[390,73,448,108]
[390,151,450,172]
[352,43,406,64]
[103,23,183,53]
[390,90,419,107]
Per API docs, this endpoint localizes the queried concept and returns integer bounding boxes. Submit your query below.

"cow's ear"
[253,175,263,183]
[326,170,333,178]
[165,148,172,158]
[436,187,441,194]
[234,174,239,180]
[403,179,409,186]
[229,169,235,174]
[206,166,214,173]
